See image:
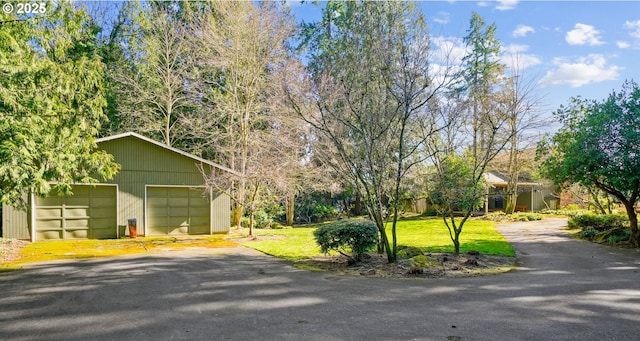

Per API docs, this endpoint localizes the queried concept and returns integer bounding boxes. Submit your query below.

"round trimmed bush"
[313,219,379,262]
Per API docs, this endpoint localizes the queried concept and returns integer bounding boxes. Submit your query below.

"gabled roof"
[96,132,237,175]
[483,171,539,187]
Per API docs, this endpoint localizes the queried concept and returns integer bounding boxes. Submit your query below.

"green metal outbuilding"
[1,132,232,241]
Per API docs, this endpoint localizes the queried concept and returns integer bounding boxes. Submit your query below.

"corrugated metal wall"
[211,191,230,233]
[99,136,230,235]
[2,203,30,240]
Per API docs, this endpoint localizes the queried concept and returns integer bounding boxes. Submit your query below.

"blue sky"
[289,0,640,116]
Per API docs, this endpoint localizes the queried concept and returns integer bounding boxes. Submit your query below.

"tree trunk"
[285,194,295,226]
[453,237,460,256]
[504,188,516,214]
[623,201,639,247]
[377,223,393,263]
[248,209,254,238]
[587,187,607,215]
[505,135,519,214]
[353,193,362,216]
[231,202,243,227]
[443,214,461,256]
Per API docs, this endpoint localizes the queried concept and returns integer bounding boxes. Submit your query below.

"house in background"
[398,170,557,216]
[2,132,231,241]
[483,171,557,213]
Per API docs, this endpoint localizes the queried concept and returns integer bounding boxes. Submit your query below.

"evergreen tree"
[0,1,119,208]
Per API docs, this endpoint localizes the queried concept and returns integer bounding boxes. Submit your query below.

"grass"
[243,226,326,260]
[1,217,514,270]
[243,217,514,259]
[1,235,237,270]
[393,218,515,256]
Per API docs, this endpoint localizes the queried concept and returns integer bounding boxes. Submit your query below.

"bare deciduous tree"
[195,1,296,233]
[494,55,547,214]
[287,2,455,263]
[109,2,198,147]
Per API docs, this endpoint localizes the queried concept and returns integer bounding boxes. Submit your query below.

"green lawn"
[243,218,514,259]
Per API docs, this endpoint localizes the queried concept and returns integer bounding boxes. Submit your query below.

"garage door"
[146,187,210,236]
[35,185,117,240]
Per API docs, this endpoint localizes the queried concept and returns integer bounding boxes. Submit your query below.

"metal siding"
[2,203,31,240]
[98,136,221,235]
[532,186,554,211]
[211,191,230,233]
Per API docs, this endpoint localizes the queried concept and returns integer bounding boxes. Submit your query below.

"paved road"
[1,218,639,341]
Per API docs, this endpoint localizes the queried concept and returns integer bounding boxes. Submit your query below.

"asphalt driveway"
[1,218,639,341]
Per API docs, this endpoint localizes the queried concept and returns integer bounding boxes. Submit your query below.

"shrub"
[580,227,598,240]
[516,212,543,221]
[481,212,543,222]
[240,217,250,228]
[569,214,629,231]
[253,209,273,229]
[313,204,339,222]
[607,231,630,245]
[592,227,630,244]
[260,201,285,223]
[313,219,379,262]
[397,246,424,259]
[564,204,581,211]
[407,255,441,274]
[480,212,508,222]
[541,207,589,217]
[270,222,292,229]
[422,210,438,217]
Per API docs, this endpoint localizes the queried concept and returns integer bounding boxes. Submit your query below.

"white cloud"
[541,54,621,88]
[617,41,631,49]
[496,0,519,11]
[477,0,518,10]
[429,36,467,87]
[285,0,303,8]
[431,36,468,65]
[512,25,535,38]
[501,44,542,70]
[566,23,604,46]
[625,20,640,39]
[433,12,450,25]
[503,44,529,54]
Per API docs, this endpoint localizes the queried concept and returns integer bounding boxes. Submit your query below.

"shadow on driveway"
[1,218,639,341]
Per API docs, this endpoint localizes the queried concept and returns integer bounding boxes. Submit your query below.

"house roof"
[96,132,237,175]
[483,171,539,187]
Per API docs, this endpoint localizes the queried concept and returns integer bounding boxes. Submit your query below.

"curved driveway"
[1,218,639,341]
